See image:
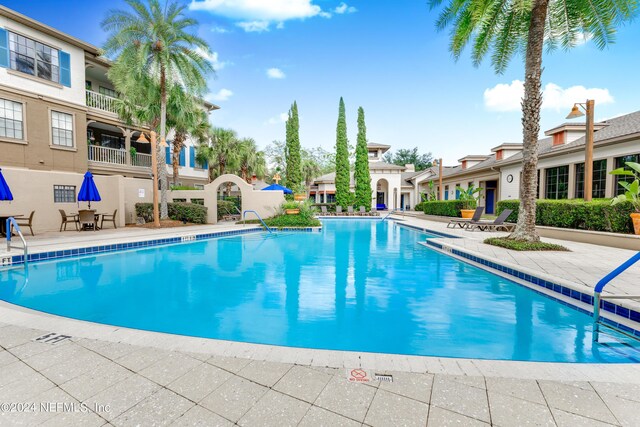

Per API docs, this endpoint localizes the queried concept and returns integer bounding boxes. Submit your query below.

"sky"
[6,0,640,165]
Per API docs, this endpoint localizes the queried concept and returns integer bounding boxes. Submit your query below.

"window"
[545,166,569,199]
[326,194,336,203]
[444,185,449,200]
[51,111,73,147]
[615,154,640,195]
[8,31,59,82]
[191,198,204,205]
[85,80,92,90]
[468,181,474,189]
[53,185,75,203]
[100,134,124,149]
[575,160,607,199]
[99,86,117,98]
[0,98,24,140]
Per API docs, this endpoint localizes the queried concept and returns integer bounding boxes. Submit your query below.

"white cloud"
[484,80,614,112]
[207,88,233,102]
[319,11,332,18]
[190,0,326,32]
[266,112,289,124]
[194,47,230,70]
[334,2,357,14]
[210,26,229,33]
[267,68,286,79]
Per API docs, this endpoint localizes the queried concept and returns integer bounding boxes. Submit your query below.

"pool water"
[1,220,638,363]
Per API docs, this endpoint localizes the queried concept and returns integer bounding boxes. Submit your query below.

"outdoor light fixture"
[136,132,149,144]
[566,100,595,201]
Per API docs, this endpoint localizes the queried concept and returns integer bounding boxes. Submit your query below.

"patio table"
[0,214,23,237]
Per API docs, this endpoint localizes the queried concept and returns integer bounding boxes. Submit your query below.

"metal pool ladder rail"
[592,251,640,342]
[381,208,404,221]
[5,217,28,267]
[242,210,273,234]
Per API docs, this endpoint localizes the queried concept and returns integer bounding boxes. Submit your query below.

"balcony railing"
[88,145,151,169]
[86,90,118,114]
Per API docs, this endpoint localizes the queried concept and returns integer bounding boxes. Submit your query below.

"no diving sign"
[346,369,393,383]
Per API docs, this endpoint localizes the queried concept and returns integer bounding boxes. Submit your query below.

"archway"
[375,178,389,210]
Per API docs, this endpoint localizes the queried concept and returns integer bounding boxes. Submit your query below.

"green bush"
[135,202,208,224]
[217,200,236,219]
[421,200,476,217]
[170,185,200,190]
[265,215,321,228]
[484,237,569,251]
[414,202,425,211]
[496,199,635,233]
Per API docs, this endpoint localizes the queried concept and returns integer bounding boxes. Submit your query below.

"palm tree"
[237,138,267,183]
[102,0,213,218]
[302,158,321,195]
[430,0,636,242]
[195,127,240,195]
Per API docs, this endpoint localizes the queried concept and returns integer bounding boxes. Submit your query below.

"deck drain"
[374,373,394,383]
[33,333,72,345]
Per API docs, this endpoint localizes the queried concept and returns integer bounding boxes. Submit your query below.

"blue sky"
[7,0,640,164]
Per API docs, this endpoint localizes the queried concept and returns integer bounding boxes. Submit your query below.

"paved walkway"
[2,321,640,427]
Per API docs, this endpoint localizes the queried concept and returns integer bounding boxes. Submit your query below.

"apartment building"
[0,6,218,231]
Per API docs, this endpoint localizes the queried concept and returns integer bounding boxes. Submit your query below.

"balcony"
[88,145,152,173]
[86,90,118,115]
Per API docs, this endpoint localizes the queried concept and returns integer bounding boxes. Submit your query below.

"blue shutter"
[59,51,71,87]
[0,29,9,68]
[203,160,208,170]
[165,146,171,165]
[189,146,195,168]
[179,147,185,167]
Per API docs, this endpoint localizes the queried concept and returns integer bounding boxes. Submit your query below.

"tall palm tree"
[237,138,267,183]
[195,127,240,195]
[102,0,213,218]
[430,0,636,242]
[302,158,321,195]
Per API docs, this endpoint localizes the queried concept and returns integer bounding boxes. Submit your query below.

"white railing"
[131,153,152,168]
[88,145,126,165]
[86,90,118,114]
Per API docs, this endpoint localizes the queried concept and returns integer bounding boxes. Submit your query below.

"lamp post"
[566,100,595,201]
[136,130,167,227]
[433,158,444,200]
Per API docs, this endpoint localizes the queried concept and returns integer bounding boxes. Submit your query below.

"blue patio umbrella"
[78,171,101,209]
[262,183,293,194]
[0,168,13,201]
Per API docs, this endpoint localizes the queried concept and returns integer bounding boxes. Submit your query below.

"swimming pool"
[0,220,637,363]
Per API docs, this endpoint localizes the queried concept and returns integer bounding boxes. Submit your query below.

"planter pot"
[460,209,475,219]
[631,213,640,235]
[294,194,306,201]
[285,209,300,215]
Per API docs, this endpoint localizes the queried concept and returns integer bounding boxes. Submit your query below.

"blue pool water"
[0,220,638,363]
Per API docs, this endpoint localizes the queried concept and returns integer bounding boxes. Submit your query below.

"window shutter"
[165,145,171,165]
[189,146,195,168]
[59,51,71,87]
[179,147,185,167]
[0,29,8,68]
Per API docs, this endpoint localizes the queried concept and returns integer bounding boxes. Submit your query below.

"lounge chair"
[466,209,514,232]
[320,205,331,216]
[371,207,379,216]
[347,206,355,216]
[447,207,484,229]
[358,206,366,216]
[101,209,118,229]
[336,206,343,216]
[59,209,79,232]
[15,211,35,236]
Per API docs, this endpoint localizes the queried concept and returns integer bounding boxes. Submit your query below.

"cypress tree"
[335,97,351,207]
[285,101,302,190]
[354,107,371,210]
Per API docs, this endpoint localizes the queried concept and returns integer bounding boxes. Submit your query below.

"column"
[605,157,615,198]
[567,163,576,199]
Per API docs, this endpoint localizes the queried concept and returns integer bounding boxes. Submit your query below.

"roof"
[367,142,391,149]
[369,161,406,171]
[401,171,423,181]
[313,172,355,185]
[544,122,607,136]
[491,143,523,152]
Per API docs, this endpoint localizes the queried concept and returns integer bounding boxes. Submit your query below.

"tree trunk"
[158,66,169,219]
[172,133,185,186]
[508,0,549,242]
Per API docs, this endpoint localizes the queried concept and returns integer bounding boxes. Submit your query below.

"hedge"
[496,199,635,234]
[135,202,208,224]
[421,200,476,217]
[217,200,236,220]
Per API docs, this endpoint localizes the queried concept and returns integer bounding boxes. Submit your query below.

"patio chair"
[371,207,379,216]
[320,205,331,216]
[447,207,484,229]
[15,211,35,236]
[466,209,514,232]
[101,209,118,229]
[336,206,343,216]
[358,206,366,216]
[59,209,79,232]
[347,206,355,216]
[78,210,98,232]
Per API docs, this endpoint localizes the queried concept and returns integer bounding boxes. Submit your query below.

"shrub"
[170,185,200,190]
[217,200,236,219]
[265,215,321,228]
[414,202,425,211]
[484,237,569,251]
[421,200,475,217]
[496,199,635,233]
[135,202,208,224]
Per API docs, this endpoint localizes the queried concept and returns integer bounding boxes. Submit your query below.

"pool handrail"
[5,217,28,267]
[242,210,273,234]
[381,208,404,221]
[592,251,640,342]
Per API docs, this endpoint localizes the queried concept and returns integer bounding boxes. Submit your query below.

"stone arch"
[374,178,389,210]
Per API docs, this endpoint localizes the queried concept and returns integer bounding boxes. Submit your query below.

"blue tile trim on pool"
[397,223,460,239]
[425,239,640,338]
[7,228,265,267]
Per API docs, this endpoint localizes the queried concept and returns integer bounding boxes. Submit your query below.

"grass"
[484,237,570,252]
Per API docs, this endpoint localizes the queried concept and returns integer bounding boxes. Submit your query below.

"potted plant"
[610,161,640,234]
[293,184,307,201]
[283,201,300,215]
[129,146,137,162]
[455,185,483,218]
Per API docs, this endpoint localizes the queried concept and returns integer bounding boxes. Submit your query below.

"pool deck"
[1,218,640,425]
